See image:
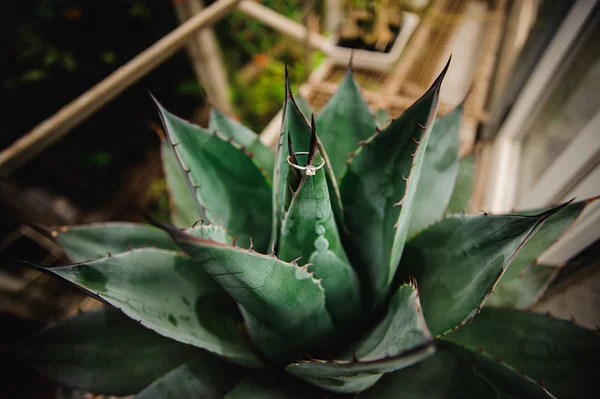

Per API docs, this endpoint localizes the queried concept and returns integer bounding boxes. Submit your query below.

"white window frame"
[485,0,600,265]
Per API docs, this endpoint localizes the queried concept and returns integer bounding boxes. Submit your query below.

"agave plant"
[17,59,599,398]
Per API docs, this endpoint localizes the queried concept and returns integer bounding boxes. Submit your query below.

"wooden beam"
[173,0,233,113]
[238,0,332,54]
[0,0,241,176]
[382,0,447,94]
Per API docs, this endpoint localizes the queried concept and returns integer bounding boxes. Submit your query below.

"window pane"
[517,23,600,202]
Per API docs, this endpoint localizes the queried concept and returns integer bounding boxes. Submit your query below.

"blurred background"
[1,0,599,397]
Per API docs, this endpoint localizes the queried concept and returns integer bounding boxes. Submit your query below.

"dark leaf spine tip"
[412,137,421,144]
[248,238,254,251]
[284,65,292,97]
[307,117,319,165]
[418,123,426,130]
[402,175,408,182]
[584,194,600,204]
[232,237,239,246]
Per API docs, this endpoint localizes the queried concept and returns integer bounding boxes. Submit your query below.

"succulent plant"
[17,59,599,398]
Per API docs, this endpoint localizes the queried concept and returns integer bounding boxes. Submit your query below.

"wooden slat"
[0,0,242,177]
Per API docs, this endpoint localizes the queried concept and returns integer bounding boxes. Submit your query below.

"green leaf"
[408,103,463,237]
[161,139,204,227]
[375,108,390,129]
[487,199,593,308]
[446,154,475,213]
[295,91,313,120]
[209,108,275,179]
[286,283,435,393]
[225,377,321,399]
[445,307,599,398]
[16,308,201,395]
[164,228,336,362]
[186,222,233,243]
[496,200,590,284]
[339,61,449,307]
[272,70,312,247]
[136,354,242,399]
[318,137,346,231]
[316,68,377,177]
[278,136,361,329]
[486,264,558,308]
[352,283,433,361]
[154,98,272,251]
[42,248,263,368]
[360,342,554,398]
[398,204,567,337]
[54,222,178,262]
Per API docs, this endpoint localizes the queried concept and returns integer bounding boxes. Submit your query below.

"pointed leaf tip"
[432,57,451,89]
[307,118,318,165]
[285,65,291,97]
[531,199,574,221]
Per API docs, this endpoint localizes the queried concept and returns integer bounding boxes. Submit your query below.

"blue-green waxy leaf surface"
[165,228,336,362]
[45,247,263,368]
[155,99,272,251]
[360,342,555,398]
[316,68,377,177]
[487,263,558,308]
[286,283,434,393]
[136,354,243,399]
[398,204,566,337]
[272,71,312,246]
[445,307,599,398]
[208,108,275,179]
[294,91,313,120]
[446,154,474,213]
[340,61,449,307]
[17,308,201,395]
[408,102,463,237]
[54,222,178,262]
[278,150,361,329]
[225,376,322,399]
[487,199,594,308]
[161,139,204,227]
